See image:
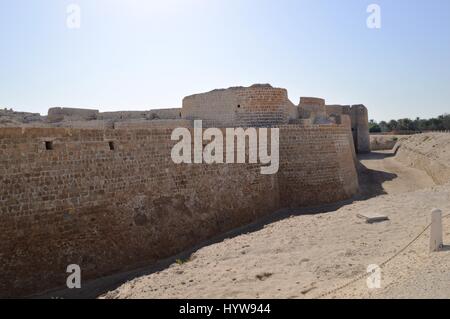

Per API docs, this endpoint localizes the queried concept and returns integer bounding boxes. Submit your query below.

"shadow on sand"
[356,151,398,200]
[36,152,399,299]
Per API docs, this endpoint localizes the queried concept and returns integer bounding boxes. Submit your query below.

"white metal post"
[430,209,443,252]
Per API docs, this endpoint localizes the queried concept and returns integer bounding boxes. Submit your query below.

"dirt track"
[358,151,435,197]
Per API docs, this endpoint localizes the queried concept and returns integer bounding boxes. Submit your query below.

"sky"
[0,0,449,121]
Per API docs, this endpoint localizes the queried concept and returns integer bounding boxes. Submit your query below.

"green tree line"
[369,114,450,133]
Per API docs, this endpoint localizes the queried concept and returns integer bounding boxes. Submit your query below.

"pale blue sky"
[1,0,449,121]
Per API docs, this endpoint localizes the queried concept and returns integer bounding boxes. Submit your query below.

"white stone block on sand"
[357,212,389,224]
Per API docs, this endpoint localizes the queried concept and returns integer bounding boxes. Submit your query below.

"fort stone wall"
[299,97,328,124]
[113,119,192,130]
[326,104,370,153]
[0,121,358,297]
[0,83,367,297]
[350,105,370,153]
[98,108,182,121]
[182,84,290,127]
[279,124,358,208]
[48,107,99,122]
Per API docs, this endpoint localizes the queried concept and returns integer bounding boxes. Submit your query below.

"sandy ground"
[96,151,450,299]
[357,151,435,196]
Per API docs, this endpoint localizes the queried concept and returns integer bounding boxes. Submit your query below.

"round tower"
[298,97,328,124]
[182,84,291,127]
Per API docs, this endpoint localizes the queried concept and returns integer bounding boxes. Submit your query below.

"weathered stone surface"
[0,84,365,297]
[326,104,370,153]
[182,85,291,128]
[0,108,44,126]
[48,107,99,122]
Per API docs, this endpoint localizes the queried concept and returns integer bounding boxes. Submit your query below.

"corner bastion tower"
[0,84,369,297]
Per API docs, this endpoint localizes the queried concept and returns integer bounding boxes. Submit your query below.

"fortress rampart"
[182,84,291,127]
[2,85,370,155]
[326,104,370,153]
[0,84,366,297]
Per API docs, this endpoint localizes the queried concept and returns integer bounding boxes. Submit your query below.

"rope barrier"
[314,213,450,299]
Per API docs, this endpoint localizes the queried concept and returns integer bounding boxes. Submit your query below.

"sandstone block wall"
[279,125,359,208]
[299,97,328,124]
[48,107,99,122]
[326,104,351,117]
[98,108,182,121]
[0,122,358,297]
[53,120,114,130]
[182,84,290,127]
[0,109,43,126]
[326,104,370,153]
[45,108,182,125]
[339,114,358,165]
[151,108,182,120]
[350,105,370,153]
[113,119,192,130]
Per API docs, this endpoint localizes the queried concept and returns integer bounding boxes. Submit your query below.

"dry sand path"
[39,151,449,299]
[357,151,435,197]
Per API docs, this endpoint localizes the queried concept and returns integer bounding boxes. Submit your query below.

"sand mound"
[395,133,450,184]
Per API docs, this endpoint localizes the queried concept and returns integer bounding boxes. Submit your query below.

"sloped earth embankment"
[395,133,450,185]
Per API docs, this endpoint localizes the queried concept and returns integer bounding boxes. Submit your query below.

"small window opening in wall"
[237,104,241,108]
[109,141,115,151]
[45,141,53,150]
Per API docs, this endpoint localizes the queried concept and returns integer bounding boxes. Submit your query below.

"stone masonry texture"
[0,84,365,297]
